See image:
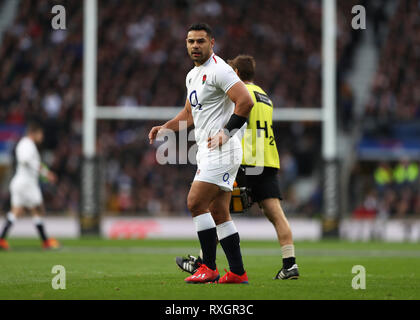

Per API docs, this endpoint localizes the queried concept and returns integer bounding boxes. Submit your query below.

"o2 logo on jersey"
[189,90,203,110]
[223,173,230,184]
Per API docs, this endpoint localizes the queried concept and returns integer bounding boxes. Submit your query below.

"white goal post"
[81,0,339,236]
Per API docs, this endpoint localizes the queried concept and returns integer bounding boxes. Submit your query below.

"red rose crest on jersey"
[202,75,207,85]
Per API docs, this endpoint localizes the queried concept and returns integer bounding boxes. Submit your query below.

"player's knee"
[187,197,206,216]
[32,206,44,216]
[12,208,24,218]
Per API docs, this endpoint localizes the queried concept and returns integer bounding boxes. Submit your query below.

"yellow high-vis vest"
[242,83,280,169]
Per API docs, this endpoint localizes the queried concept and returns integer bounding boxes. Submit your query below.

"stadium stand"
[2,0,410,218]
[351,0,420,218]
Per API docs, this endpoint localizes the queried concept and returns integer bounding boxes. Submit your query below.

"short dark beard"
[191,51,211,66]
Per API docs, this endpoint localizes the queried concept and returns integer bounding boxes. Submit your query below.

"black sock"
[220,233,245,276]
[283,257,296,270]
[36,223,48,241]
[0,219,13,239]
[197,228,217,270]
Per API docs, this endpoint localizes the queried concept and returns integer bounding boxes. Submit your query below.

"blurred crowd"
[97,0,323,109]
[364,0,420,126]
[0,0,326,216]
[1,0,414,218]
[350,0,420,219]
[350,160,420,219]
[0,0,83,213]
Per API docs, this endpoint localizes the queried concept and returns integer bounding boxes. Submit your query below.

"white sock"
[281,244,295,259]
[216,220,238,240]
[7,212,16,223]
[33,216,43,226]
[193,213,216,232]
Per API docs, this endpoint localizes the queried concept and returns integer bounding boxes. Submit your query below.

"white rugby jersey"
[12,136,41,184]
[186,53,245,153]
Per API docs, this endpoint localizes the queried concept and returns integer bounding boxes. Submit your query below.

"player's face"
[186,30,214,66]
[34,130,44,144]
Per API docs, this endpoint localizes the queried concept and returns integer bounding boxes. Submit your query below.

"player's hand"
[47,171,58,184]
[148,126,164,144]
[207,130,229,150]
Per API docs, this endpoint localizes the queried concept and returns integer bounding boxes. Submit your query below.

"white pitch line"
[57,246,420,257]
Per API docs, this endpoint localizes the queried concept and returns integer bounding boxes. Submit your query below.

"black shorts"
[237,166,283,203]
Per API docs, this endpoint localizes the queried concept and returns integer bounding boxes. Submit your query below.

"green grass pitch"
[0,238,419,300]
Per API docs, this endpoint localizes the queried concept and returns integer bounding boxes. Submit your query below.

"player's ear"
[210,37,215,48]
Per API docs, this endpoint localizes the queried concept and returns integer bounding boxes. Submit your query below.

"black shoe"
[274,264,299,280]
[175,255,202,275]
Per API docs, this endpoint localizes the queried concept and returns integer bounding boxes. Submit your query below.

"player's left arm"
[226,81,254,117]
[208,81,254,149]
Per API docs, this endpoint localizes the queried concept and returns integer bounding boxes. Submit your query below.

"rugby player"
[0,120,59,250]
[149,23,254,284]
[176,55,299,280]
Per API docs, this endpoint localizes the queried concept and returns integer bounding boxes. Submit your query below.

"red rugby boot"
[218,269,249,284]
[0,238,9,251]
[185,264,220,284]
[42,238,60,250]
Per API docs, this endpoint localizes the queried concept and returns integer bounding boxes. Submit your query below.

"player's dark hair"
[26,118,43,133]
[228,55,256,82]
[188,23,214,39]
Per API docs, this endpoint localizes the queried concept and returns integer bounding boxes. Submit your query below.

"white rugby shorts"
[9,178,43,208]
[193,145,243,192]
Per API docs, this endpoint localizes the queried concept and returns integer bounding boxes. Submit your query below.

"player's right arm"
[148,99,194,144]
